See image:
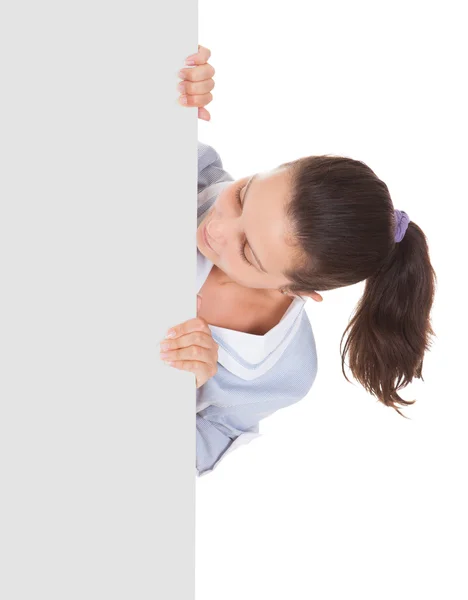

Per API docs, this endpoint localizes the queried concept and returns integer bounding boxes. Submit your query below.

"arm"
[196,404,263,477]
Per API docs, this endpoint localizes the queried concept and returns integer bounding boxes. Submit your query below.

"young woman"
[165,46,437,477]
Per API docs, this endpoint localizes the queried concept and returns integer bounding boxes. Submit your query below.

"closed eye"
[235,185,253,267]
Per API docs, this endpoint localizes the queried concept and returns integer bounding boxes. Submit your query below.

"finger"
[185,45,211,65]
[179,92,213,108]
[179,77,215,97]
[198,108,211,121]
[166,316,211,339]
[161,343,215,364]
[179,63,215,83]
[161,331,218,352]
[198,107,211,121]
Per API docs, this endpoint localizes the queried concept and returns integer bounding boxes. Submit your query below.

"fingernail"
[185,59,195,66]
[166,329,176,339]
[179,95,187,105]
[177,82,185,93]
[178,70,185,79]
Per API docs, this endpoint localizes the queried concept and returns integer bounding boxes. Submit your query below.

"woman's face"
[196,167,299,291]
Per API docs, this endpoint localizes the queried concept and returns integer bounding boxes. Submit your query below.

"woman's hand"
[159,296,219,388]
[177,45,215,121]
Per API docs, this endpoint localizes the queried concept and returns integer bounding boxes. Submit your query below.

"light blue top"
[196,141,318,477]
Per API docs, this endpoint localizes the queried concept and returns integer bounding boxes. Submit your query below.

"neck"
[215,269,289,302]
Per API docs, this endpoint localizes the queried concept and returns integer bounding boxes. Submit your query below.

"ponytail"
[340,221,437,417]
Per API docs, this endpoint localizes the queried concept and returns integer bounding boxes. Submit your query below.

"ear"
[298,290,323,303]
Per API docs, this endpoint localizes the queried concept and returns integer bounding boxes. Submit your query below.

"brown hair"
[278,154,437,418]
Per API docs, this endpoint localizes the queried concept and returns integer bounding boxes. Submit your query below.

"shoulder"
[202,310,318,414]
[197,141,224,176]
[198,141,234,195]
[272,309,318,401]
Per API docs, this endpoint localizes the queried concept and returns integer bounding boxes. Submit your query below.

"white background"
[1,2,466,598]
[196,2,467,598]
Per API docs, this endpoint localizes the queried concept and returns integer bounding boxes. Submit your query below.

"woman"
[165,46,437,477]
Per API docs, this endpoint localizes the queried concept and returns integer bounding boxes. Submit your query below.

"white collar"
[196,251,306,380]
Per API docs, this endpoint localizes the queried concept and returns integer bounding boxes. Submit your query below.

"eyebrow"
[242,174,268,274]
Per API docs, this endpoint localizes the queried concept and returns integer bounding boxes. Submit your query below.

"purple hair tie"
[394,209,410,243]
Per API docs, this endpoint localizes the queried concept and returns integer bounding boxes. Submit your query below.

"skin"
[163,46,323,388]
[177,44,215,121]
[196,170,324,302]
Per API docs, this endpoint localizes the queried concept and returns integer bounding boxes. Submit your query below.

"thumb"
[198,107,211,121]
[197,294,202,313]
